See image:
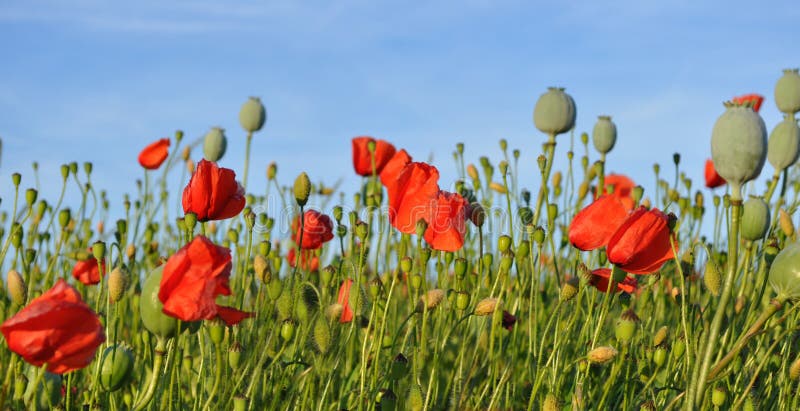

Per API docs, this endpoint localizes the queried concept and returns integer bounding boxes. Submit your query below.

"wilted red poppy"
[380,149,412,187]
[607,207,675,274]
[138,138,170,170]
[1,280,105,374]
[569,195,630,251]
[182,159,246,222]
[352,136,397,176]
[502,310,517,331]
[337,279,354,323]
[72,254,106,286]
[704,159,726,189]
[597,174,636,210]
[732,93,764,112]
[387,162,440,234]
[589,268,638,293]
[159,235,253,326]
[423,191,468,251]
[287,248,320,272]
[292,210,334,250]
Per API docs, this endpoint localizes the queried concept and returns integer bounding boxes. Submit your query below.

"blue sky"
[0,0,798,224]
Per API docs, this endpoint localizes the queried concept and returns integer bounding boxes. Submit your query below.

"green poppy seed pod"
[560,277,580,302]
[498,235,512,253]
[239,97,267,132]
[741,196,770,241]
[543,394,560,411]
[108,267,129,303]
[400,256,413,274]
[293,172,311,207]
[203,127,228,162]
[768,241,800,299]
[409,274,422,290]
[533,87,576,136]
[69,161,78,175]
[312,317,331,354]
[7,269,26,306]
[24,370,61,411]
[25,188,37,205]
[228,341,243,369]
[547,203,558,226]
[280,320,295,341]
[712,387,727,407]
[11,172,20,186]
[92,241,106,262]
[653,346,667,367]
[532,226,546,244]
[710,102,767,198]
[592,115,617,155]
[455,291,470,311]
[99,344,135,392]
[640,400,656,411]
[615,309,640,344]
[517,241,530,258]
[454,257,467,278]
[768,115,800,171]
[775,68,800,116]
[140,266,178,340]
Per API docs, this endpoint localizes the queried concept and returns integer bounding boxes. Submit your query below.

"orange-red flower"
[387,162,440,234]
[732,93,764,112]
[589,268,638,293]
[337,279,354,323]
[72,253,106,286]
[352,136,397,176]
[182,159,246,222]
[380,149,412,187]
[598,174,635,210]
[569,195,629,251]
[287,248,320,272]
[1,280,105,374]
[292,210,334,250]
[423,191,468,251]
[704,159,726,189]
[158,236,253,326]
[607,207,675,274]
[138,138,170,170]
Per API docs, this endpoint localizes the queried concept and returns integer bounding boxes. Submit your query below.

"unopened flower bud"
[587,346,618,364]
[108,267,129,303]
[7,269,26,306]
[415,289,445,313]
[474,297,498,316]
[293,172,311,207]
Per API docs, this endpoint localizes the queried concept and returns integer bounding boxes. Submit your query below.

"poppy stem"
[532,134,557,227]
[133,337,168,411]
[694,198,741,407]
[242,131,253,192]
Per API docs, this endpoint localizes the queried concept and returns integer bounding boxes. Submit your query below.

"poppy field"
[2,70,800,411]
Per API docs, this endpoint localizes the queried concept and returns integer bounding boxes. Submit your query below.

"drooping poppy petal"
[292,210,334,250]
[607,207,675,275]
[597,174,636,210]
[337,279,354,323]
[501,310,517,331]
[380,149,412,187]
[287,248,320,272]
[589,268,638,293]
[182,159,246,222]
[352,136,397,176]
[72,255,106,286]
[158,235,252,325]
[704,159,726,189]
[423,190,468,252]
[732,93,765,113]
[569,195,630,251]
[1,280,105,374]
[138,138,170,170]
[387,162,440,234]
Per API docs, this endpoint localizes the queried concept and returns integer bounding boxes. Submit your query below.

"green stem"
[133,337,168,411]
[242,132,253,192]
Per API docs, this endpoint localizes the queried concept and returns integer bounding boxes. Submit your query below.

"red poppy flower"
[182,159,246,222]
[380,149,412,187]
[138,138,170,170]
[732,93,764,112]
[589,268,638,293]
[352,136,397,176]
[423,191,468,252]
[287,248,320,272]
[1,280,105,374]
[337,279,354,323]
[607,207,675,274]
[72,254,106,286]
[387,162,440,234]
[158,235,253,326]
[569,195,630,251]
[595,174,635,209]
[704,159,726,189]
[292,210,334,250]
[502,310,517,331]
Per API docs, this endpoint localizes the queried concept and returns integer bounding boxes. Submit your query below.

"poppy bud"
[469,202,485,227]
[293,172,311,207]
[280,320,295,341]
[253,254,269,282]
[24,188,37,205]
[181,146,191,161]
[489,181,507,194]
[592,115,617,155]
[7,269,26,306]
[587,346,618,364]
[543,394,560,411]
[267,162,277,180]
[741,196,770,241]
[455,292,470,311]
[126,244,136,261]
[325,303,344,321]
[768,115,800,171]
[203,127,227,162]
[775,68,800,116]
[58,208,71,229]
[780,208,795,237]
[790,355,800,380]
[533,87,576,136]
[653,346,667,367]
[704,262,722,297]
[532,226,545,244]
[498,235,512,253]
[108,267,129,303]
[415,289,445,313]
[474,297,498,316]
[99,344,135,392]
[408,385,424,411]
[560,277,580,302]
[712,387,727,407]
[312,317,331,354]
[239,97,267,132]
[92,241,106,262]
[653,325,669,347]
